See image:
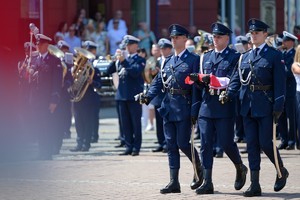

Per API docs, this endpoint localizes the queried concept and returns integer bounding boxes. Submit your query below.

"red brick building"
[1,0,297,61]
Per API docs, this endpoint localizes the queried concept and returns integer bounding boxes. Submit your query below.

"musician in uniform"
[107,35,145,156]
[277,31,298,150]
[151,38,173,153]
[71,41,101,152]
[57,40,73,139]
[137,24,203,193]
[52,40,73,154]
[84,41,101,143]
[189,22,247,195]
[30,34,63,160]
[220,18,289,197]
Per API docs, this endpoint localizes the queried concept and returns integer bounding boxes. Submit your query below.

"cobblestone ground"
[0,115,299,200]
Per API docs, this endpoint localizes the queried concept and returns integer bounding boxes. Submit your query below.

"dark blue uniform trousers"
[278,97,296,146]
[119,100,142,152]
[243,115,283,170]
[155,105,165,147]
[164,119,200,169]
[199,117,242,169]
[74,103,94,148]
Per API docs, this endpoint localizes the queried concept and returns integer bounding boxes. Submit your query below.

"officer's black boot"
[195,169,214,195]
[274,166,289,192]
[160,169,181,194]
[243,171,261,197]
[190,161,203,190]
[234,163,248,190]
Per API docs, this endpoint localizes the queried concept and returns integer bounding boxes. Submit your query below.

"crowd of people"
[16,8,300,197]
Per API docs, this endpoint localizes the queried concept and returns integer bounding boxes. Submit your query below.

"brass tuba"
[48,44,67,78]
[69,47,95,102]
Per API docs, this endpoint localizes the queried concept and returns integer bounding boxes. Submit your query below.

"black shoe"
[278,143,288,150]
[115,143,125,148]
[81,146,90,152]
[196,169,214,194]
[243,170,261,197]
[160,169,181,194]
[274,167,289,192]
[243,182,262,197]
[285,145,295,150]
[131,151,139,156]
[152,146,163,152]
[119,150,132,156]
[234,163,248,190]
[70,146,82,152]
[195,181,214,194]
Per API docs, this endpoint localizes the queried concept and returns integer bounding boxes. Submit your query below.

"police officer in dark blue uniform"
[107,35,145,156]
[151,38,173,153]
[138,24,203,193]
[222,18,289,197]
[277,31,298,150]
[30,34,63,160]
[71,42,101,152]
[189,23,247,195]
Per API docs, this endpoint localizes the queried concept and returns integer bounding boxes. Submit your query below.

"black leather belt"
[167,88,191,95]
[208,88,226,95]
[249,84,272,92]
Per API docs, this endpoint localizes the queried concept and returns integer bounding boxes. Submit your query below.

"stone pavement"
[0,107,299,200]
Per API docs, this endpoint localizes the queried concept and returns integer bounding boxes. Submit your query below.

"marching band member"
[30,34,63,160]
[71,41,101,151]
[107,35,145,156]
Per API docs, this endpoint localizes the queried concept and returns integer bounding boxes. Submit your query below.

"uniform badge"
[214,23,218,31]
[172,25,176,31]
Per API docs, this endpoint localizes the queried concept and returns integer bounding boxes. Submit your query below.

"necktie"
[175,56,179,63]
[254,48,260,57]
[216,52,220,59]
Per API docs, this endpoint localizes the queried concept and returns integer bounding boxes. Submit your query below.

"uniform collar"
[253,43,267,54]
[39,52,48,60]
[215,46,227,53]
[174,49,186,57]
